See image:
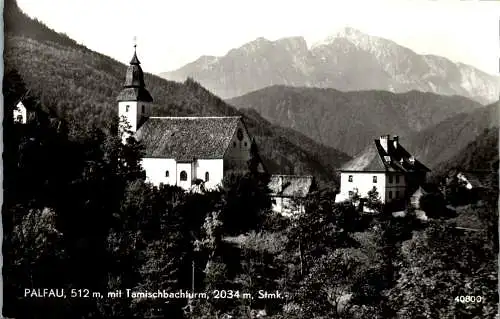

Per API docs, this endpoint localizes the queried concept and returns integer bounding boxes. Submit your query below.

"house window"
[396,175,400,183]
[244,142,248,147]
[373,176,377,183]
[348,175,353,182]
[389,191,393,199]
[142,105,145,113]
[205,172,209,182]
[348,191,353,197]
[180,171,187,181]
[126,105,130,112]
[16,115,23,123]
[389,175,393,183]
[396,190,400,198]
[165,171,169,177]
[233,142,236,147]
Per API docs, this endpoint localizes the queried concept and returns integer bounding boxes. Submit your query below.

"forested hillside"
[4,0,350,183]
[228,85,483,157]
[431,127,499,178]
[408,101,499,169]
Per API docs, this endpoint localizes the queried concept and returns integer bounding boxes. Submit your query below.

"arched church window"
[165,170,169,177]
[180,171,187,181]
[142,105,145,113]
[205,172,209,182]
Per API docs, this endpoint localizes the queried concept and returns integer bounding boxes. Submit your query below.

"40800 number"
[455,296,483,303]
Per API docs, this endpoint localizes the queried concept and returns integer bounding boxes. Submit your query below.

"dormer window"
[16,115,23,123]
[384,156,391,162]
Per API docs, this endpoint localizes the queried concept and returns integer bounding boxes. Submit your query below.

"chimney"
[379,135,389,152]
[393,135,399,149]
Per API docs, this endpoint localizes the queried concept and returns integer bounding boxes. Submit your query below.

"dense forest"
[227,85,484,157]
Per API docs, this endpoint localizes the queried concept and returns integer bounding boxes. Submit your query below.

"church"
[117,46,265,190]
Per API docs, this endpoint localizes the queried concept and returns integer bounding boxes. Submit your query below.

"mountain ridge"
[161,27,499,104]
[227,85,485,158]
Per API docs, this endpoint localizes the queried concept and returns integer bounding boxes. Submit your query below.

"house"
[118,46,265,190]
[268,175,315,215]
[12,91,36,124]
[335,135,430,204]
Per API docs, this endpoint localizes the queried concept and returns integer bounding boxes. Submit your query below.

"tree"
[364,186,383,213]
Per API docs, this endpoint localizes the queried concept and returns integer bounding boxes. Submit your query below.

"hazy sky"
[16,0,500,75]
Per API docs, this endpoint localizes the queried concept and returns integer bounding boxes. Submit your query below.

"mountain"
[430,126,499,178]
[4,0,350,183]
[227,85,484,157]
[160,27,499,104]
[407,101,499,170]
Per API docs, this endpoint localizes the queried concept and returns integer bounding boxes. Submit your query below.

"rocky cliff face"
[161,27,499,104]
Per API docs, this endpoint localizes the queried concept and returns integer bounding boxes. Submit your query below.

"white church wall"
[194,159,224,189]
[142,158,177,187]
[338,172,386,203]
[176,162,192,190]
[224,121,255,174]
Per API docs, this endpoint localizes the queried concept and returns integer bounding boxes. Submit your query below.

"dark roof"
[117,48,153,102]
[341,136,430,173]
[268,175,314,197]
[135,116,241,161]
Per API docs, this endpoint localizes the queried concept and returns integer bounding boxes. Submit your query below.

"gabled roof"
[341,137,430,173]
[135,116,241,161]
[268,175,314,198]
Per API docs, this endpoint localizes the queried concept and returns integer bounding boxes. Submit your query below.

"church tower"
[117,44,153,141]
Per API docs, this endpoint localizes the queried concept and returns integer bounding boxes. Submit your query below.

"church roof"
[135,116,241,161]
[268,175,314,198]
[341,135,430,173]
[117,47,153,102]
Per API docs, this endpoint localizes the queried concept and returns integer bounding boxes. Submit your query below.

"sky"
[16,0,500,75]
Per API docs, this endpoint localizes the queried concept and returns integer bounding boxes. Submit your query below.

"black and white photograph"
[2,0,500,318]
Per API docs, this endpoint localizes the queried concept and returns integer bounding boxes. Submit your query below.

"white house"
[118,46,265,190]
[268,175,315,216]
[336,135,430,204]
[13,100,28,124]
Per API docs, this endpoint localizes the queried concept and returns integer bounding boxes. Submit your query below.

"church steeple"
[117,41,153,139]
[117,43,153,102]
